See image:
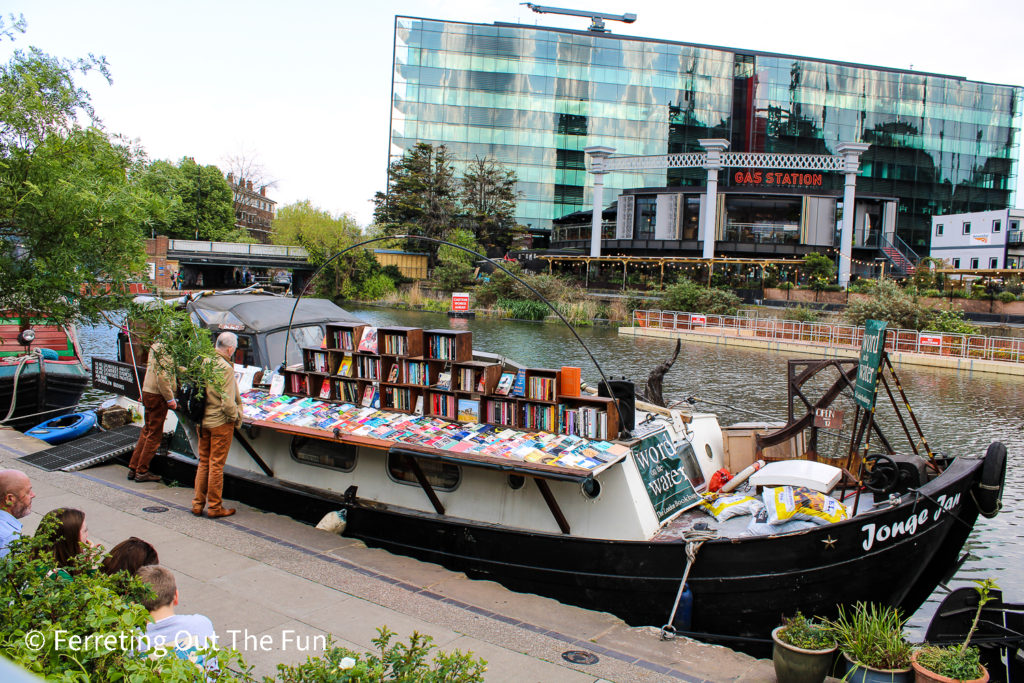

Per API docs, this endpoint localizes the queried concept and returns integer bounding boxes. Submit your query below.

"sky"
[5,0,1024,228]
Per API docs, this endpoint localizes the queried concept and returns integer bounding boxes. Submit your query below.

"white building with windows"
[930,209,1024,270]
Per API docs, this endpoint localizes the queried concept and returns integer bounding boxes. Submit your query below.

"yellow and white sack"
[761,486,849,526]
[700,493,764,522]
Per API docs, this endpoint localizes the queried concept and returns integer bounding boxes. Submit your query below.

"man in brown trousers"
[192,332,242,518]
[128,343,177,482]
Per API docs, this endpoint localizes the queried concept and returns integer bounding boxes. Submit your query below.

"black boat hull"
[0,359,90,431]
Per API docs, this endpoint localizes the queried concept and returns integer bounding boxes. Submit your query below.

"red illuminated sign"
[733,171,823,187]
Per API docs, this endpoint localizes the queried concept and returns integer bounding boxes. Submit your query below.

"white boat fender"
[719,459,766,494]
[315,509,347,534]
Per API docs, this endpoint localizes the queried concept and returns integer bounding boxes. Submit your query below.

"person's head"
[136,564,177,612]
[100,537,159,576]
[35,508,87,567]
[216,331,237,359]
[0,469,34,519]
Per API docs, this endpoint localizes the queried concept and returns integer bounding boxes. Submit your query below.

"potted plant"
[911,579,996,683]
[827,602,914,682]
[772,611,837,683]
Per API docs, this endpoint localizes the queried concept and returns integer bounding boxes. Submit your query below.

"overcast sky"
[5,0,1023,227]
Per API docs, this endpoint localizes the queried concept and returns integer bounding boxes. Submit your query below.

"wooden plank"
[534,478,570,534]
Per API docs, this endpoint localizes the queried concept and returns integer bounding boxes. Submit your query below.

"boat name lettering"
[860,492,960,551]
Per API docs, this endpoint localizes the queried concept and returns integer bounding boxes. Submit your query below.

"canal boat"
[100,295,1008,654]
[1,315,90,431]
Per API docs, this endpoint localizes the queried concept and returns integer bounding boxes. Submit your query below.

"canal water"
[76,307,1022,634]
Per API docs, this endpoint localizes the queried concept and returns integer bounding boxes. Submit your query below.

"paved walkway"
[0,427,778,682]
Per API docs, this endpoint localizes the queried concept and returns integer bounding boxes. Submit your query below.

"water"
[75,306,1024,633]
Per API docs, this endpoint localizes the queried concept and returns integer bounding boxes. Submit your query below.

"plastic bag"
[761,486,849,526]
[700,493,764,522]
[708,468,733,492]
[743,507,820,536]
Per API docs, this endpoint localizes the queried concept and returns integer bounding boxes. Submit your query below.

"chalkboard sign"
[630,427,701,522]
[91,357,143,401]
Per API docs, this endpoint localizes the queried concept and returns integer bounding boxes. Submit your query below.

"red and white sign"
[451,292,470,311]
[690,314,706,326]
[919,333,942,347]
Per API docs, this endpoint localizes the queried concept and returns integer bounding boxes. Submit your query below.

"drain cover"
[561,650,599,665]
[142,506,169,513]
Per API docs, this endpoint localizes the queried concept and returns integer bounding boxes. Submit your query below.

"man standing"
[192,332,242,518]
[0,469,35,558]
[128,343,177,483]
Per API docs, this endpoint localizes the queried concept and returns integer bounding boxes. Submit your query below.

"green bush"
[777,612,834,651]
[433,262,474,290]
[776,281,795,291]
[928,308,979,335]
[846,279,876,294]
[358,273,398,301]
[273,627,486,683]
[661,277,741,315]
[496,298,549,320]
[844,279,933,330]
[998,291,1018,303]
[921,289,942,298]
[787,305,821,323]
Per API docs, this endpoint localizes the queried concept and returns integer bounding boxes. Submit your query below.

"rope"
[1,349,43,424]
[660,528,718,640]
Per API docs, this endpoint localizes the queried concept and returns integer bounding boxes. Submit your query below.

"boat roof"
[187,293,363,333]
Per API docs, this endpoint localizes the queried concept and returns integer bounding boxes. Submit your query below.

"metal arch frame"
[604,151,848,172]
[283,234,625,433]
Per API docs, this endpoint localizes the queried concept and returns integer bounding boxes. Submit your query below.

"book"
[318,378,332,400]
[338,354,353,377]
[475,373,486,392]
[386,364,399,383]
[494,372,515,395]
[356,326,378,353]
[510,368,527,397]
[413,395,424,416]
[361,385,375,407]
[269,373,285,396]
[436,371,451,391]
[457,398,480,423]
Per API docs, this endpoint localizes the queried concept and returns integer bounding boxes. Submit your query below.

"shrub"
[358,273,398,301]
[777,612,835,651]
[846,279,876,294]
[928,308,979,335]
[844,279,933,330]
[777,281,795,291]
[998,291,1018,303]
[273,627,486,683]
[496,298,549,320]
[556,299,603,326]
[827,603,913,671]
[434,262,474,290]
[661,277,741,315]
[787,305,821,323]
[921,289,942,298]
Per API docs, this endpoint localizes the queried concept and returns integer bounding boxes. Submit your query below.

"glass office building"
[390,16,1022,251]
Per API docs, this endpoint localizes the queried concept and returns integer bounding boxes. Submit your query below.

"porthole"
[289,436,356,472]
[705,443,714,460]
[508,474,525,490]
[581,478,601,500]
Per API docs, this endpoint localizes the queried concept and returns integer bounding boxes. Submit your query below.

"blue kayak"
[26,410,97,445]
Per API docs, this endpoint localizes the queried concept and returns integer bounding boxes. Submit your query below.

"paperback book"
[356,326,378,353]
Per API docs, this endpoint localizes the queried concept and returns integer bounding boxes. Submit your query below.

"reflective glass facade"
[391,16,1022,249]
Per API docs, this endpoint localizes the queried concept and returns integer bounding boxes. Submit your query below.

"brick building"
[227,172,276,243]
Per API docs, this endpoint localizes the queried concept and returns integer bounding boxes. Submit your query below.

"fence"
[632,309,1024,365]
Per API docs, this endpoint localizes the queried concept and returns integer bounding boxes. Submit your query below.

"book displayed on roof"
[240,390,627,472]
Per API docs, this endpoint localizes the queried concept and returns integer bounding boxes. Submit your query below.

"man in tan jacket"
[192,332,242,518]
[128,343,178,482]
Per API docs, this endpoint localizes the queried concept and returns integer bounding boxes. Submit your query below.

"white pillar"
[584,146,615,257]
[698,139,730,260]
[835,142,870,289]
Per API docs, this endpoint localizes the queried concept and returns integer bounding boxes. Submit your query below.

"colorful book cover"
[319,378,332,400]
[494,372,515,395]
[387,364,399,382]
[338,354,353,377]
[435,372,451,391]
[510,368,527,397]
[356,327,378,353]
[361,385,375,407]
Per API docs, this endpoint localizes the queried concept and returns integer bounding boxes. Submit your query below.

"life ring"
[974,441,1006,519]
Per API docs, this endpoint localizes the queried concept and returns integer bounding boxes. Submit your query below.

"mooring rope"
[1,349,43,424]
[660,528,719,640]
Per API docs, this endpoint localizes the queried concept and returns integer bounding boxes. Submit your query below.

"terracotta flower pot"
[842,652,913,683]
[771,626,837,683]
[910,650,989,683]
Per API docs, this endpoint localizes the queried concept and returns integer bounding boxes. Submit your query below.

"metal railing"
[632,309,1024,365]
[168,239,309,258]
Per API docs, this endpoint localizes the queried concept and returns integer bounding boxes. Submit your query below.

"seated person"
[136,565,217,668]
[100,537,159,576]
[34,507,90,579]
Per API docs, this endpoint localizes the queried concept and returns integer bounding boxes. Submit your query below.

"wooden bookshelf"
[271,325,617,438]
[423,329,472,362]
[377,326,423,357]
[325,322,367,352]
[453,361,501,394]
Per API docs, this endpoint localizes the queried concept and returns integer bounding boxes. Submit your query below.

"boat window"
[679,441,705,489]
[265,325,325,368]
[236,334,257,366]
[386,453,460,491]
[290,436,357,472]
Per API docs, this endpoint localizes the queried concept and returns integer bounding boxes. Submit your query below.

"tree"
[373,143,458,262]
[803,252,836,291]
[136,157,241,241]
[0,40,171,326]
[459,156,523,254]
[435,228,481,289]
[273,200,363,294]
[221,146,277,190]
